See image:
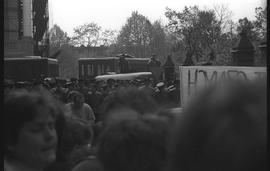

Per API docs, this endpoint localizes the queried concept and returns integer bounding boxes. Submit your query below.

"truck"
[4,56,59,81]
[78,57,151,79]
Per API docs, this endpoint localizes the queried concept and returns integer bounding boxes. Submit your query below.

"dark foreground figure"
[167,79,267,171]
[4,88,63,171]
[4,78,266,171]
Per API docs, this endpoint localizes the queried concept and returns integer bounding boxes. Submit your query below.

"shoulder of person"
[83,103,93,110]
[71,156,100,171]
[95,91,102,96]
[87,91,93,95]
[65,102,72,107]
[83,103,90,107]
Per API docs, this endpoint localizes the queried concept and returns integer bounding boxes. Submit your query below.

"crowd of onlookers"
[4,77,180,120]
[4,76,267,171]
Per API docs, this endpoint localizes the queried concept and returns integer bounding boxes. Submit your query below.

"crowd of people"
[4,76,267,171]
[4,77,180,120]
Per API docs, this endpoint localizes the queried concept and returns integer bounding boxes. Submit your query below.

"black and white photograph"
[4,0,267,171]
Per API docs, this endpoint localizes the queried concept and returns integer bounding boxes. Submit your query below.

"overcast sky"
[49,0,266,36]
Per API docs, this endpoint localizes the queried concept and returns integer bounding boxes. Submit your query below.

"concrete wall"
[4,0,34,58]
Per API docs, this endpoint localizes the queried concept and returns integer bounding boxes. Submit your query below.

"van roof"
[95,72,153,81]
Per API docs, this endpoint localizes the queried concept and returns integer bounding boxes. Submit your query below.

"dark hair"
[71,157,104,171]
[69,91,84,102]
[101,87,158,119]
[56,117,93,161]
[4,88,64,158]
[167,79,267,171]
[97,116,169,171]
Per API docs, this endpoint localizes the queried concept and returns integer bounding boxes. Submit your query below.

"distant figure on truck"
[119,56,129,73]
[148,54,161,67]
[148,54,162,80]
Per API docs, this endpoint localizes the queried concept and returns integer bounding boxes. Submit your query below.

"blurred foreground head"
[97,115,169,171]
[167,79,267,171]
[4,88,63,170]
[101,87,158,126]
[56,117,93,161]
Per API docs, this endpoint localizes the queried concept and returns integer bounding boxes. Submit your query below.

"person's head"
[97,115,169,171]
[4,88,61,169]
[143,78,150,86]
[91,84,98,92]
[101,87,158,126]
[167,79,267,171]
[54,79,62,88]
[107,79,114,85]
[48,78,57,88]
[156,82,165,91]
[71,91,85,107]
[65,82,73,89]
[70,77,78,84]
[78,79,85,87]
[102,83,108,91]
[41,81,50,89]
[151,54,156,60]
[56,117,93,162]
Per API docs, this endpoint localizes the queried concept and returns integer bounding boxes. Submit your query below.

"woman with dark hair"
[65,91,95,126]
[96,115,170,171]
[4,88,63,171]
[100,87,158,127]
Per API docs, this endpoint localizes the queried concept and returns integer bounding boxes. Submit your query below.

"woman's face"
[74,95,84,106]
[10,106,58,169]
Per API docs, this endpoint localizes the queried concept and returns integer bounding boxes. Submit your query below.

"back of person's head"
[101,87,158,126]
[45,116,93,171]
[57,117,93,161]
[167,79,267,171]
[97,115,169,171]
[68,91,85,104]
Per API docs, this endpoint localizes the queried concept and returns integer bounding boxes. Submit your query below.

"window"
[97,65,101,75]
[105,65,110,72]
[18,0,23,39]
[87,65,91,75]
[81,65,84,76]
[101,64,104,74]
[91,64,94,74]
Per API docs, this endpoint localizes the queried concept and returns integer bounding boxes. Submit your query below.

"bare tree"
[165,6,222,63]
[100,29,118,46]
[213,4,233,33]
[71,22,101,47]
[253,7,267,41]
[117,11,153,58]
[49,24,69,48]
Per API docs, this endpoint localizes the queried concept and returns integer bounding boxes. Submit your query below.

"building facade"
[4,0,49,58]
